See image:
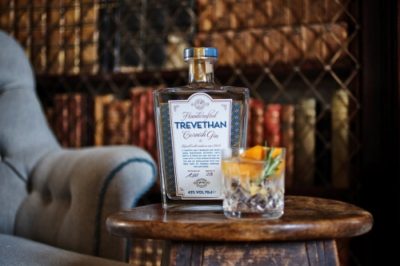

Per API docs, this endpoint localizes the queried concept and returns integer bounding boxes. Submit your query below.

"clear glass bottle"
[153,47,249,211]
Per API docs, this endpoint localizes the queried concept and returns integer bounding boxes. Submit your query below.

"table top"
[106,196,373,242]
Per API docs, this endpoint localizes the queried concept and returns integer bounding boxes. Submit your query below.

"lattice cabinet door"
[0,0,360,193]
[0,1,361,265]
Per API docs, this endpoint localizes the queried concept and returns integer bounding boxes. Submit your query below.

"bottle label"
[169,93,232,199]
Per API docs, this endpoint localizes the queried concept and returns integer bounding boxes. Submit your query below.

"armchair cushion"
[15,146,157,261]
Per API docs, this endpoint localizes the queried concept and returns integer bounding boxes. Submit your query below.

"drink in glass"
[222,147,285,219]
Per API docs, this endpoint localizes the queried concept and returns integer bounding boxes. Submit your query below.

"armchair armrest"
[14,146,157,261]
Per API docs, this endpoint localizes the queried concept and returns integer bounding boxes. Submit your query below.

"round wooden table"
[107,196,373,266]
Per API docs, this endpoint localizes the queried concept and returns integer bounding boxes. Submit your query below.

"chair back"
[0,31,59,234]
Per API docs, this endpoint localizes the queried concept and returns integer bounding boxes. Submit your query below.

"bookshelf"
[2,1,399,265]
[0,0,361,193]
[7,1,400,265]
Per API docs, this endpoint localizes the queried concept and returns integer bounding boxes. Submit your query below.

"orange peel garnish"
[240,145,283,161]
[222,146,285,181]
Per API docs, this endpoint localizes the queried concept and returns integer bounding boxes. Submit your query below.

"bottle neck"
[187,59,215,84]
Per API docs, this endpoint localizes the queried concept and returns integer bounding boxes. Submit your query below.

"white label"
[169,93,232,199]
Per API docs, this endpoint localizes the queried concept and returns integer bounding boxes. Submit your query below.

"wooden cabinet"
[2,0,399,264]
[2,0,358,195]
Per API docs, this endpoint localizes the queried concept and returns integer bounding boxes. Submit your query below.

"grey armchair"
[0,31,157,265]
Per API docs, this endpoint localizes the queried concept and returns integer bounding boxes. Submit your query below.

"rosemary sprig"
[256,147,283,185]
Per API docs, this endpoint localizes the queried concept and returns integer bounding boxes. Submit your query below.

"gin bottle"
[153,47,249,211]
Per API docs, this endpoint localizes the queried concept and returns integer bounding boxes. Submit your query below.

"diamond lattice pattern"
[0,0,360,191]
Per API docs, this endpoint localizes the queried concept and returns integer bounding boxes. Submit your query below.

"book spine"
[80,1,99,73]
[304,0,346,25]
[230,0,254,30]
[294,98,316,186]
[121,100,132,145]
[15,0,32,56]
[251,99,265,146]
[48,1,64,74]
[54,93,69,147]
[130,87,147,146]
[43,0,100,74]
[280,105,295,188]
[52,93,91,148]
[264,104,281,147]
[331,89,349,188]
[319,23,349,63]
[104,99,131,145]
[246,98,254,147]
[0,0,16,32]
[145,89,157,160]
[138,90,147,148]
[32,1,48,74]
[129,85,162,160]
[64,0,80,74]
[197,0,212,32]
[68,93,89,147]
[94,94,115,146]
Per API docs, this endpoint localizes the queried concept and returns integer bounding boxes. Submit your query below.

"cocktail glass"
[222,148,285,219]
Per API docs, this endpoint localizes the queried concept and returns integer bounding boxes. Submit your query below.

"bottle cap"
[184,47,218,61]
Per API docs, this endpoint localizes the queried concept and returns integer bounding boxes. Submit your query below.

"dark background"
[357,0,400,265]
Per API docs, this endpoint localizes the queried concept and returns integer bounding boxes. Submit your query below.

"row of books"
[247,93,349,189]
[0,0,193,74]
[45,88,350,189]
[46,87,158,160]
[0,0,99,74]
[0,0,351,74]
[195,23,348,66]
[198,0,348,32]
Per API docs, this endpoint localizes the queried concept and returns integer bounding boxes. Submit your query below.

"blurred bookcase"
[0,0,362,264]
[0,0,360,196]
